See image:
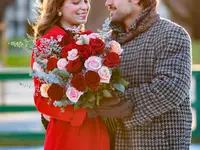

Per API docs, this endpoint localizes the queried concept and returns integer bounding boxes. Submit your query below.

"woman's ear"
[58,11,63,17]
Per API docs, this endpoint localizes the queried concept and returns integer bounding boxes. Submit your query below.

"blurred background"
[0,0,199,149]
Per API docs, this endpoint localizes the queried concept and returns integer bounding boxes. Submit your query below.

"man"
[41,0,192,149]
[95,0,192,149]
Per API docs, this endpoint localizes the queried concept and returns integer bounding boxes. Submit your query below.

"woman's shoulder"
[36,26,67,46]
[42,26,66,39]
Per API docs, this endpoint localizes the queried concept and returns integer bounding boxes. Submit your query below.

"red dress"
[31,26,110,150]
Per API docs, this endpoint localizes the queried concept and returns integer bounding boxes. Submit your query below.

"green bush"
[192,40,200,64]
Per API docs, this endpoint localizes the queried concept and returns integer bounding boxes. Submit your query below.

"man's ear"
[130,0,140,4]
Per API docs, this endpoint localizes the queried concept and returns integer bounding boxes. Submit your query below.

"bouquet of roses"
[31,27,129,111]
[12,25,129,111]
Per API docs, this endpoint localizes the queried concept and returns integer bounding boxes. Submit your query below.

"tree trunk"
[163,0,200,40]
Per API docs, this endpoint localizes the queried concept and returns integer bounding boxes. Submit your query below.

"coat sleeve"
[31,38,87,127]
[122,26,191,128]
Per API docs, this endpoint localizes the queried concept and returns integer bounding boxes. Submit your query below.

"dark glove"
[96,100,133,118]
[87,100,134,118]
[99,94,120,106]
[87,108,98,118]
[41,114,49,130]
[87,94,121,118]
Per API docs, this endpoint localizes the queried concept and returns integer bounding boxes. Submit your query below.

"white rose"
[84,56,102,71]
[110,41,123,55]
[67,49,79,61]
[88,33,101,39]
[76,34,90,45]
[40,84,51,98]
[33,62,43,72]
[66,87,83,103]
[98,66,111,83]
[57,58,68,70]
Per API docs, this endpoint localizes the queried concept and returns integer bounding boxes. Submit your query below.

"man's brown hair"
[138,0,159,9]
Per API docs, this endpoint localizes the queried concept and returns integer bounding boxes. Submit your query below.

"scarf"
[110,6,160,44]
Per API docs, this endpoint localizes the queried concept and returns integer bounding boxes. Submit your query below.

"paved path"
[0,145,200,150]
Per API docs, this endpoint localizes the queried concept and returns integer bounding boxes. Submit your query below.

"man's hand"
[87,100,134,118]
[96,100,133,118]
[99,94,121,106]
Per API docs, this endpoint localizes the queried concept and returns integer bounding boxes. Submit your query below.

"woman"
[31,0,110,149]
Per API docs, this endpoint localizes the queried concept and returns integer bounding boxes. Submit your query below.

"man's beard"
[110,11,131,24]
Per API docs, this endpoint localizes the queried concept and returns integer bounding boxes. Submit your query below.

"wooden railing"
[0,69,200,145]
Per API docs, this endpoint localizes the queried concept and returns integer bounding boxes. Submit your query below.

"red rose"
[71,73,86,91]
[66,58,83,73]
[47,84,65,101]
[81,30,93,35]
[62,33,74,45]
[89,38,105,55]
[75,44,92,60]
[57,33,74,47]
[103,52,120,67]
[85,71,100,91]
[61,43,75,58]
[47,57,58,71]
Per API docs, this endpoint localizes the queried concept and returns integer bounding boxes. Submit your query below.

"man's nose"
[105,0,112,7]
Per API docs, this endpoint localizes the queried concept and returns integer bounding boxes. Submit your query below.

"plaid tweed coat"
[113,18,192,150]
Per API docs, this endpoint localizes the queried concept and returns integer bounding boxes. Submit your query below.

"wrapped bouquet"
[31,26,129,111]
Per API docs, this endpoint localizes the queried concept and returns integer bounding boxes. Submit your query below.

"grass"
[5,54,31,67]
[192,41,200,64]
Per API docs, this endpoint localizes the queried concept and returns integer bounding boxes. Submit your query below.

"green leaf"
[86,92,96,102]
[82,101,95,109]
[81,36,87,45]
[74,99,83,110]
[96,94,100,106]
[119,78,129,87]
[73,96,85,110]
[52,68,69,79]
[112,68,121,77]
[102,90,113,98]
[113,83,125,93]
[74,103,80,110]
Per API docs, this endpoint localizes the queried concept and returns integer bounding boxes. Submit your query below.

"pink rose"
[33,62,43,72]
[66,87,83,103]
[98,66,111,83]
[110,41,123,55]
[57,58,68,70]
[84,56,102,71]
[67,49,79,61]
